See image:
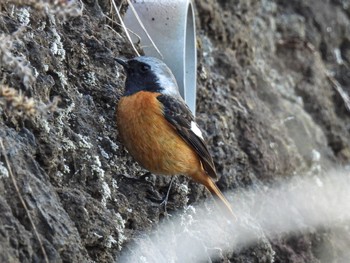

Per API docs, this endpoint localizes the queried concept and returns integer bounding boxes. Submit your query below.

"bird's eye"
[140,64,150,73]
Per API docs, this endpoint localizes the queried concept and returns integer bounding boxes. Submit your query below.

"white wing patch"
[191,121,204,139]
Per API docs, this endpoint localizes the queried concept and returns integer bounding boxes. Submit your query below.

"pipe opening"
[184,2,197,114]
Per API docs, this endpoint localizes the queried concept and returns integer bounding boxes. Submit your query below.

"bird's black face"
[116,58,162,96]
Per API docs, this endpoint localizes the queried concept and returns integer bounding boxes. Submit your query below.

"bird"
[115,56,235,219]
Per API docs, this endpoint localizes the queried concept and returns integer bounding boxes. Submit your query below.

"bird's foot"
[139,171,153,181]
[159,177,175,215]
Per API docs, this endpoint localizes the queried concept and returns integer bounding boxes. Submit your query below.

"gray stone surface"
[0,0,349,262]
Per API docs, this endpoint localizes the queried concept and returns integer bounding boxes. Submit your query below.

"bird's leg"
[160,176,175,214]
[141,172,164,202]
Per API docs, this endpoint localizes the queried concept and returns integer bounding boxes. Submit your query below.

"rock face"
[0,0,349,262]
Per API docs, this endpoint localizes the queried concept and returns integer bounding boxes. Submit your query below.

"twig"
[126,0,163,58]
[104,16,142,42]
[278,37,350,114]
[111,0,140,56]
[326,72,350,113]
[0,139,49,263]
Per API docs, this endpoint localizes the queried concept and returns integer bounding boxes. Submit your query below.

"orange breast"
[116,91,201,176]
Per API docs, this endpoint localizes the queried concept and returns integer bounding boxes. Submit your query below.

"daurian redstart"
[116,56,234,218]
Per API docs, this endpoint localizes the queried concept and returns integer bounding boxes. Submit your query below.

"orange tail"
[204,178,236,221]
[190,171,236,220]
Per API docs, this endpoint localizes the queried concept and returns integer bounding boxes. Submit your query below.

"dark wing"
[157,94,217,180]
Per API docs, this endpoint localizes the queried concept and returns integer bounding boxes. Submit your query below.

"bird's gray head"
[116,56,181,97]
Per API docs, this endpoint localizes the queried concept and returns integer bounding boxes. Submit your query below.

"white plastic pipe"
[123,0,197,115]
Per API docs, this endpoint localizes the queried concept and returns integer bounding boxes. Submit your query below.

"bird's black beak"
[115,58,128,70]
